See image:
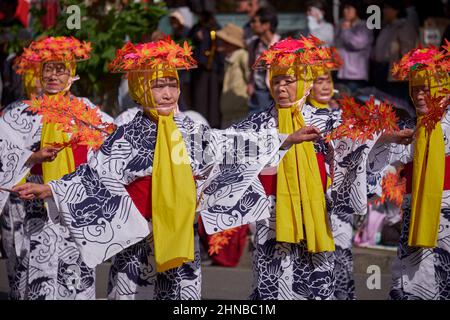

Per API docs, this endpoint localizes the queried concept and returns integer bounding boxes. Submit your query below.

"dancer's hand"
[282,126,321,149]
[12,183,53,200]
[25,146,59,166]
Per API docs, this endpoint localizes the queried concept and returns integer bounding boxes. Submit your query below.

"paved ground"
[0,245,396,300]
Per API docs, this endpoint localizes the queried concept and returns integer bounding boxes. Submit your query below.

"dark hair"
[306,0,333,23]
[341,0,365,19]
[383,0,407,18]
[254,7,278,33]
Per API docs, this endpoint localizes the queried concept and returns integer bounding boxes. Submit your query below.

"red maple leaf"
[419,93,447,134]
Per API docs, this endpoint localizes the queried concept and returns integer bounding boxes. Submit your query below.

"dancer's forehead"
[151,76,178,86]
[315,73,331,81]
[42,62,68,71]
[271,74,297,83]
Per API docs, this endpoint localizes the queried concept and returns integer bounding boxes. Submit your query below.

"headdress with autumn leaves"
[109,36,196,73]
[110,37,200,273]
[14,36,92,75]
[254,35,342,107]
[253,35,342,72]
[19,37,113,151]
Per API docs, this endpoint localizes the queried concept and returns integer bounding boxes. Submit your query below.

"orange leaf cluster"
[24,94,115,150]
[253,35,343,70]
[208,227,239,256]
[109,36,197,72]
[15,36,91,75]
[391,41,450,80]
[325,96,400,143]
[45,139,80,150]
[373,172,406,207]
[419,92,448,134]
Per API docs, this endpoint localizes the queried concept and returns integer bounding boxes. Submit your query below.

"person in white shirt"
[306,0,335,46]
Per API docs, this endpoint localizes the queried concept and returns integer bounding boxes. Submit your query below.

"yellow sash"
[128,68,197,272]
[308,67,334,110]
[41,122,75,184]
[276,107,335,252]
[308,97,329,109]
[408,71,448,247]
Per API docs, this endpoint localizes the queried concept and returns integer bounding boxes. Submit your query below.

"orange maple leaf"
[419,93,447,133]
[208,228,239,256]
[326,96,399,143]
[372,171,406,207]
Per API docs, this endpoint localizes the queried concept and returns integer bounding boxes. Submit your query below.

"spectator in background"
[189,10,224,128]
[371,0,418,100]
[248,7,279,115]
[169,10,190,42]
[335,0,373,94]
[216,23,249,128]
[169,9,191,109]
[404,0,420,33]
[236,0,271,47]
[306,0,334,46]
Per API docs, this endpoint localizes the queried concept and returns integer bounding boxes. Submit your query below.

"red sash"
[125,176,153,220]
[402,155,450,194]
[126,176,198,220]
[197,215,249,268]
[258,152,327,195]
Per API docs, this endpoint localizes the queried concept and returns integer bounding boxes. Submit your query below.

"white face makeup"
[271,75,298,107]
[150,76,180,115]
[41,62,72,94]
[411,84,430,116]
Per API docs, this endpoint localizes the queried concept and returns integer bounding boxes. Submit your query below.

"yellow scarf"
[271,65,335,252]
[408,71,448,247]
[41,121,76,184]
[128,68,197,272]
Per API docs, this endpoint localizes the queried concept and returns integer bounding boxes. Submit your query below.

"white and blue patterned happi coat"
[367,106,450,300]
[0,98,112,300]
[47,110,283,300]
[198,104,377,300]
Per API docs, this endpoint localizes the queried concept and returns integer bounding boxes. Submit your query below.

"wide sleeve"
[195,110,286,234]
[47,123,151,268]
[0,101,39,213]
[330,135,381,216]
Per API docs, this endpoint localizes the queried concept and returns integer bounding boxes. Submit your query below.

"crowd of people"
[0,0,449,301]
[131,0,448,130]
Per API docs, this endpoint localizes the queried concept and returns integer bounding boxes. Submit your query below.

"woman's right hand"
[379,129,415,145]
[282,126,321,149]
[25,146,59,166]
[12,182,53,200]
